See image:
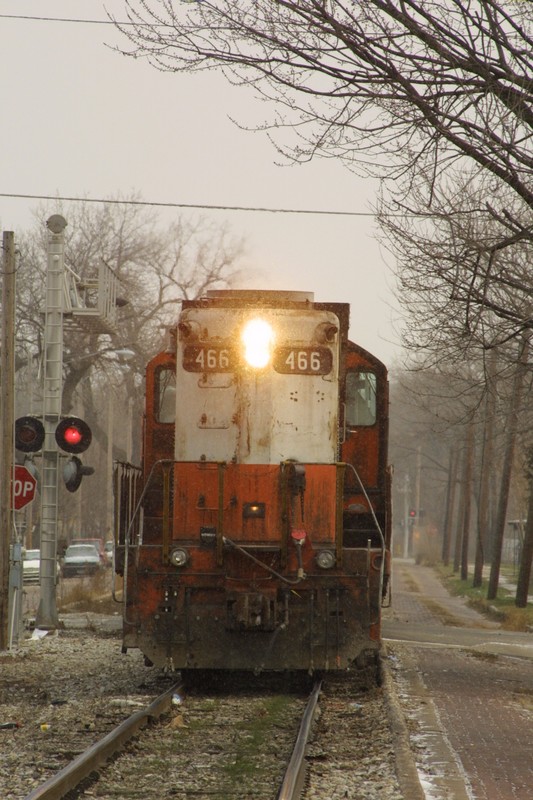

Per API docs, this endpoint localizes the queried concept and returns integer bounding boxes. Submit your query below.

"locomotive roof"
[203,289,314,304]
[181,289,351,341]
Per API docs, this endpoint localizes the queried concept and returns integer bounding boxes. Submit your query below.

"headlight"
[241,319,274,368]
[316,550,336,569]
[170,548,189,568]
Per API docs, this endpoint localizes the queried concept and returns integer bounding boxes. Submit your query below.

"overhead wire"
[0,192,377,217]
[0,13,122,25]
[0,13,495,221]
[0,13,378,219]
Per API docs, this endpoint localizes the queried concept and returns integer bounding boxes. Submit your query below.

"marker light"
[241,319,274,368]
[316,550,336,569]
[170,548,189,567]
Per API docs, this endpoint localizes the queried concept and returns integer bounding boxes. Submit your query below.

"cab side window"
[346,371,376,427]
[156,366,176,423]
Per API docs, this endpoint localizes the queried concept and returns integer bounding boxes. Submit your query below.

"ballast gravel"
[0,614,415,800]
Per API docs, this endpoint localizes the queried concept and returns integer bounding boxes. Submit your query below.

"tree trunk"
[515,450,533,608]
[442,447,458,566]
[473,351,498,587]
[487,338,530,600]
[461,420,475,582]
[453,439,468,573]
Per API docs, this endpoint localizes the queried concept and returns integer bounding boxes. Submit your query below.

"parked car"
[103,540,113,566]
[62,543,101,578]
[22,549,60,583]
[73,537,106,565]
[22,549,41,583]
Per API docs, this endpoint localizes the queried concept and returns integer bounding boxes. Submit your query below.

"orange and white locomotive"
[115,289,391,674]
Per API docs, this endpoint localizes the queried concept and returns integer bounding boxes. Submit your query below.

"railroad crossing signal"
[11,464,37,510]
[55,417,92,453]
[15,416,45,453]
[55,417,94,492]
[62,456,95,493]
[15,415,94,493]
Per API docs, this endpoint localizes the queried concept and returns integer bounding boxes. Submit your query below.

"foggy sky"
[0,1,403,366]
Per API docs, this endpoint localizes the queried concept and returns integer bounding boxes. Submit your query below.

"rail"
[277,679,322,800]
[23,681,183,800]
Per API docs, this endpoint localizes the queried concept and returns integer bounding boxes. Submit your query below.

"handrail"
[114,460,174,624]
[345,462,386,608]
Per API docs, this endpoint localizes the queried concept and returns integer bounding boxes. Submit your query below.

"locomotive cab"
[115,290,391,673]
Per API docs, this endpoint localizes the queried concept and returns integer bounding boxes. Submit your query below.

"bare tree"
[389,361,484,564]
[115,3,533,212]
[15,199,245,411]
[13,198,247,535]
[377,168,533,358]
[487,335,531,599]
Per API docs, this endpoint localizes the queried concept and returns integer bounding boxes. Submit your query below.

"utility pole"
[0,231,16,650]
[402,473,410,558]
[36,216,67,629]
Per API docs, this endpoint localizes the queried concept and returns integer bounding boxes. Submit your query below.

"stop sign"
[12,465,37,510]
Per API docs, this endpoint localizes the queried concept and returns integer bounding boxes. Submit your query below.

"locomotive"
[114,289,391,674]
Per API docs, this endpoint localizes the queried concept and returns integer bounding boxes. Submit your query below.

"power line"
[0,15,377,220]
[0,13,118,25]
[0,192,494,219]
[0,191,376,217]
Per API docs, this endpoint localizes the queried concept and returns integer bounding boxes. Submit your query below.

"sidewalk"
[384,559,533,799]
[383,559,533,661]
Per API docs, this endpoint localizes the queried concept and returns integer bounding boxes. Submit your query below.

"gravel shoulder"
[0,622,165,799]
[1,615,423,800]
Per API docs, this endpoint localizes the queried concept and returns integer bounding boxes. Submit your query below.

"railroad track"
[23,680,183,800]
[22,675,323,800]
[22,669,403,800]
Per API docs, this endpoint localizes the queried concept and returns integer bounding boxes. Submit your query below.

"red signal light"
[55,417,92,454]
[63,426,83,447]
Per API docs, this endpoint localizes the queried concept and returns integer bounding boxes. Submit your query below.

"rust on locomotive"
[114,289,391,673]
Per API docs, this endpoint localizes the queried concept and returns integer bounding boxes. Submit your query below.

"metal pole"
[106,389,114,536]
[0,231,16,650]
[36,215,67,629]
[402,473,410,559]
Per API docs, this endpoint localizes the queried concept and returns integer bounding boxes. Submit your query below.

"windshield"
[24,550,40,560]
[66,545,98,557]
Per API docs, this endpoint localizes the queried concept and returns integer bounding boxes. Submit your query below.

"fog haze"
[0,1,403,366]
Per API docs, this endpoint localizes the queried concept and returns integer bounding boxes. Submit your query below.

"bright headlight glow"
[241,319,274,368]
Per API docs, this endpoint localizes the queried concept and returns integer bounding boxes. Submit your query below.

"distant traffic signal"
[15,416,45,453]
[55,417,92,454]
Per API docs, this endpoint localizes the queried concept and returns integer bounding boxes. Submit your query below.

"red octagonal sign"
[11,465,37,510]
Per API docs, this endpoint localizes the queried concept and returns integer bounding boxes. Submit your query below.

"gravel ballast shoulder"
[1,616,418,800]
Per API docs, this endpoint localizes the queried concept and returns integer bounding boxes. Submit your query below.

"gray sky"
[1,1,403,365]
